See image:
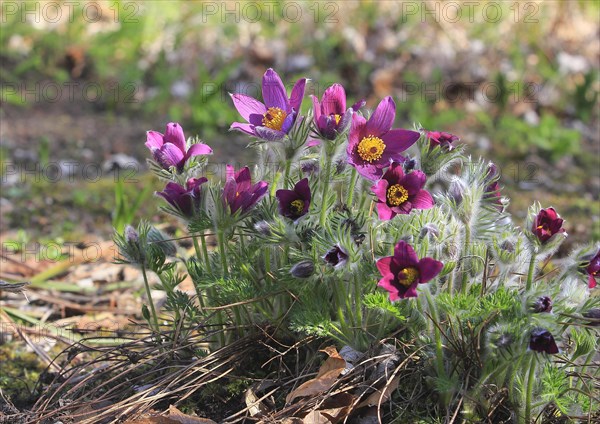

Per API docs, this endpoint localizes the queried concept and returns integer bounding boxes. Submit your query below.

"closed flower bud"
[403,157,416,173]
[500,239,515,253]
[529,328,559,354]
[531,296,553,313]
[125,225,139,244]
[582,308,600,326]
[419,223,440,240]
[290,260,315,278]
[254,220,272,236]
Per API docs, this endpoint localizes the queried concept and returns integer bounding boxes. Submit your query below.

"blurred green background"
[1,0,598,248]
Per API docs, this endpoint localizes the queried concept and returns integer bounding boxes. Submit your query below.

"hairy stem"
[141,266,161,341]
[319,155,332,227]
[424,287,448,407]
[526,250,537,291]
[347,167,358,207]
[524,354,537,424]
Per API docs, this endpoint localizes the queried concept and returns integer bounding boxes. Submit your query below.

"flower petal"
[146,131,164,149]
[589,274,597,289]
[155,143,185,169]
[393,241,419,267]
[401,170,427,195]
[371,179,389,203]
[290,78,307,112]
[254,126,286,142]
[311,95,322,123]
[365,96,395,136]
[262,68,288,110]
[230,93,266,122]
[376,256,394,277]
[322,83,346,116]
[376,202,395,220]
[186,143,213,158]
[381,129,421,154]
[411,189,435,209]
[164,122,186,152]
[417,257,444,283]
[230,122,256,135]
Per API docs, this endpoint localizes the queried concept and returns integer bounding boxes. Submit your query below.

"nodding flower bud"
[582,309,600,326]
[494,333,513,349]
[323,245,348,268]
[529,328,559,354]
[403,157,416,173]
[531,296,553,313]
[290,260,315,278]
[125,225,139,244]
[448,179,465,204]
[301,161,319,175]
[419,223,440,240]
[500,239,515,253]
[254,220,272,236]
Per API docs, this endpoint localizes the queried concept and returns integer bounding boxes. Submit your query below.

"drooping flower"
[146,122,212,172]
[230,68,306,141]
[311,83,364,140]
[423,130,459,150]
[483,162,503,209]
[157,177,208,218]
[276,178,311,221]
[531,296,553,313]
[532,207,565,244]
[584,249,599,289]
[290,260,315,278]
[529,328,559,354]
[323,245,348,268]
[347,97,420,180]
[376,241,443,301]
[371,162,434,220]
[222,165,268,215]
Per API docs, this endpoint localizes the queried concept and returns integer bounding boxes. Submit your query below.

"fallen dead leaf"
[125,406,217,424]
[357,375,401,408]
[286,346,346,404]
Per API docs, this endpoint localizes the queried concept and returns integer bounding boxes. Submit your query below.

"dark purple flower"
[531,296,553,313]
[323,245,348,268]
[276,178,311,221]
[582,309,600,326]
[376,241,443,301]
[532,207,565,244]
[483,162,502,209]
[222,165,269,215]
[230,68,306,141]
[347,97,420,180]
[157,177,208,218]
[584,250,599,289]
[529,328,559,354]
[146,122,212,172]
[311,84,364,140]
[371,162,434,220]
[424,130,459,150]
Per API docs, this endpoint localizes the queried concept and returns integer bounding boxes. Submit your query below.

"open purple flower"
[424,130,459,150]
[532,207,565,244]
[377,241,443,301]
[529,328,559,354]
[157,177,208,218]
[371,162,434,220]
[222,165,268,215]
[347,97,420,180]
[146,123,212,173]
[584,249,599,289]
[311,84,364,141]
[323,245,348,268]
[276,178,311,221]
[230,68,306,142]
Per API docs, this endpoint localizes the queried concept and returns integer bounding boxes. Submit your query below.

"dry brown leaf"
[301,393,355,424]
[125,406,217,424]
[357,375,401,408]
[286,346,346,404]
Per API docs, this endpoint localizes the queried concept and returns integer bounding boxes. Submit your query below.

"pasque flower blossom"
[157,177,208,218]
[323,245,348,268]
[532,207,565,244]
[371,162,434,220]
[276,178,311,221]
[347,97,420,180]
[230,68,306,141]
[311,83,364,140]
[377,241,443,301]
[146,122,212,172]
[529,328,559,354]
[222,165,269,215]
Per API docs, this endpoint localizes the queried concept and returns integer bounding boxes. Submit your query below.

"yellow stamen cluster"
[398,267,419,287]
[262,107,287,131]
[333,114,341,125]
[357,136,386,162]
[290,199,305,215]
[387,184,409,206]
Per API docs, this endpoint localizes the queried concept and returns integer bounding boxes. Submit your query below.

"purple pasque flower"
[230,68,306,142]
[371,162,434,220]
[529,328,559,354]
[276,178,311,221]
[483,162,502,208]
[532,207,565,244]
[424,130,459,151]
[376,241,443,301]
[347,96,420,180]
[146,122,212,172]
[584,249,599,289]
[323,245,348,268]
[157,177,208,218]
[222,165,269,215]
[531,296,553,313]
[311,83,364,140]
